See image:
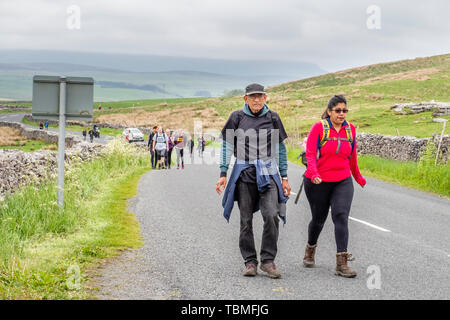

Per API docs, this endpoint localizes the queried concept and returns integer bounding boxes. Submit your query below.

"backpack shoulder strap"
[319,119,330,147]
[345,122,355,155]
[235,110,245,128]
[268,110,279,130]
[316,119,329,160]
[345,122,353,142]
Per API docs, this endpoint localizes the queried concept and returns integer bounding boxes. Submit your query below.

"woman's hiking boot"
[303,243,317,268]
[335,252,357,278]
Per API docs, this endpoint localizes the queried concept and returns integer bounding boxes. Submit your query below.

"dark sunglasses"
[332,108,349,114]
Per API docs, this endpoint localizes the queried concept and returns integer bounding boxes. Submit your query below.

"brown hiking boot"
[303,243,317,268]
[260,262,281,279]
[335,252,357,278]
[242,263,257,277]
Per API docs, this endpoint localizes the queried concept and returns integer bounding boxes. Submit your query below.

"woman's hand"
[312,177,322,184]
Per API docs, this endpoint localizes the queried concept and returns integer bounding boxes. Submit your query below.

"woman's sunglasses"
[332,108,349,113]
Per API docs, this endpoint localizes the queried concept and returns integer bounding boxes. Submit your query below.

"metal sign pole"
[32,74,93,208]
[57,77,67,208]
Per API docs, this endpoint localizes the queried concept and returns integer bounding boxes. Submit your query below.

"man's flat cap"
[245,83,266,95]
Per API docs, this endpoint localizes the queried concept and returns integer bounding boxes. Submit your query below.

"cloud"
[0,0,449,71]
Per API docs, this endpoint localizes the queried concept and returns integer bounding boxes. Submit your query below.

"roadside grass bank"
[205,140,221,148]
[0,139,150,299]
[287,142,449,198]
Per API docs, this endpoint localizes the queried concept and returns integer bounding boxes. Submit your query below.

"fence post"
[435,121,447,165]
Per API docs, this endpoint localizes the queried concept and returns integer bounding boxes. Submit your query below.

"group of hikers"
[82,125,100,143]
[147,126,206,170]
[216,83,366,279]
[39,121,100,143]
[39,121,49,130]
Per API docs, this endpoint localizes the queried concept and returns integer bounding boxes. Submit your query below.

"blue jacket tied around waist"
[222,158,288,224]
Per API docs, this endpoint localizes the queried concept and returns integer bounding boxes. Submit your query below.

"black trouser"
[236,178,280,266]
[303,176,354,253]
[166,148,173,168]
[150,150,156,168]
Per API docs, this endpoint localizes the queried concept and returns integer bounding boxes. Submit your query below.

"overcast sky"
[1,0,449,72]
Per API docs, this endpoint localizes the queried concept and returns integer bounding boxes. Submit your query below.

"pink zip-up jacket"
[304,118,366,186]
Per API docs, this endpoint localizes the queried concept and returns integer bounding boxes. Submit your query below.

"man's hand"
[216,177,227,195]
[282,179,291,197]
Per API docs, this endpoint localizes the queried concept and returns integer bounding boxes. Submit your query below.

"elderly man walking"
[216,83,291,278]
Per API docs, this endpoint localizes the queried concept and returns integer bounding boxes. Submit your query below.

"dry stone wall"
[391,101,450,116]
[0,121,104,199]
[357,133,448,163]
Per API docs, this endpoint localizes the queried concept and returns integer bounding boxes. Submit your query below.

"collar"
[325,117,349,129]
[243,104,269,117]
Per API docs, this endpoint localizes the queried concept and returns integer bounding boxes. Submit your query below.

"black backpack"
[230,110,280,157]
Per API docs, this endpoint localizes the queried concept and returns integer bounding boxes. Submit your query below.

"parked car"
[122,128,145,143]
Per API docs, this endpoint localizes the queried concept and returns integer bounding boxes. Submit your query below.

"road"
[0,113,113,145]
[92,147,450,300]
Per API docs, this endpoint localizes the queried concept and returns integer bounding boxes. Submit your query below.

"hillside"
[92,53,450,139]
[0,50,325,101]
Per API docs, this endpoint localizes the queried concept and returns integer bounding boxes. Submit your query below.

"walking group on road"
[147,125,196,170]
[216,83,366,279]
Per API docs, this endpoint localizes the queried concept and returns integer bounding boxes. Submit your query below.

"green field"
[21,117,125,138]
[92,97,207,119]
[0,68,252,101]
[0,139,55,152]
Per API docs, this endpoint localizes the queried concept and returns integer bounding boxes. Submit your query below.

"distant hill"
[228,53,450,138]
[0,50,326,101]
[100,53,448,139]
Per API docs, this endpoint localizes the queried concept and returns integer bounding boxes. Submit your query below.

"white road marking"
[349,216,391,232]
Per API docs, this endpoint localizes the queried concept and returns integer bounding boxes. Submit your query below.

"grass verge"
[0,139,151,299]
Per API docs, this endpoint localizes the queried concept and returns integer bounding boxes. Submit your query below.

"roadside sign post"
[57,77,67,207]
[32,75,94,208]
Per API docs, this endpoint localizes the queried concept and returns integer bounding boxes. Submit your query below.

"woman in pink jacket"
[302,95,366,278]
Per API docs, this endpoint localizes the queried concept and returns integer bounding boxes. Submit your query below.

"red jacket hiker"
[304,119,366,187]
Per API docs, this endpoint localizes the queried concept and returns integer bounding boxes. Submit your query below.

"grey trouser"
[175,148,184,166]
[236,178,280,266]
